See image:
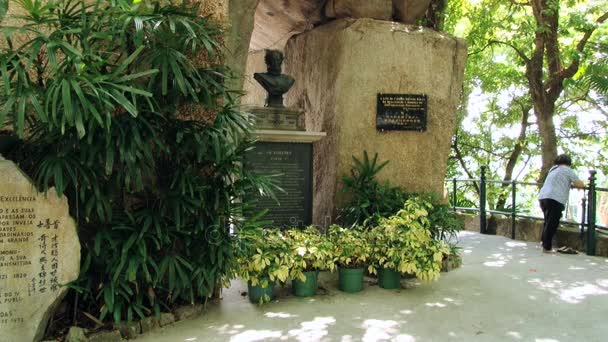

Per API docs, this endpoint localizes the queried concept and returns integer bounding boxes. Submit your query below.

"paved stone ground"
[137,232,608,342]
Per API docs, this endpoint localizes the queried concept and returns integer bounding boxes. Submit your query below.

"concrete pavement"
[137,232,608,341]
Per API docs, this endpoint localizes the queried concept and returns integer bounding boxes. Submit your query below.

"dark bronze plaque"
[377,93,427,131]
[245,142,313,228]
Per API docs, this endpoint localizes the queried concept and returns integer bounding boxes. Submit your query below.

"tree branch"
[488,39,530,63]
[507,0,531,6]
[452,134,480,195]
[560,12,608,81]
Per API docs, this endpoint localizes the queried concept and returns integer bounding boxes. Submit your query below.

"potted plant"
[285,227,335,297]
[329,225,372,293]
[0,130,19,155]
[234,228,297,304]
[369,198,450,289]
[441,244,463,272]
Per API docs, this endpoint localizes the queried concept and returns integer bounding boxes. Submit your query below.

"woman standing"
[538,154,585,253]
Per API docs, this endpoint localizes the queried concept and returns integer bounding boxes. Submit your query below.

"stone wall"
[460,213,608,257]
[284,19,467,224]
[242,51,268,106]
[225,0,261,93]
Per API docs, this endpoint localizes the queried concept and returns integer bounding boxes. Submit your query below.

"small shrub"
[369,198,449,281]
[285,227,335,274]
[329,225,372,271]
[233,228,299,288]
[340,151,410,228]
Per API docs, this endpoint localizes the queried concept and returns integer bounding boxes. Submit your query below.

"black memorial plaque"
[377,93,427,131]
[245,142,313,227]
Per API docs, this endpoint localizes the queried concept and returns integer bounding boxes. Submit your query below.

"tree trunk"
[495,102,530,210]
[535,101,558,182]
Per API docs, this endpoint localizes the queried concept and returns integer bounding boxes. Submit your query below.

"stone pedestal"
[284,18,467,225]
[246,106,306,131]
[244,107,325,228]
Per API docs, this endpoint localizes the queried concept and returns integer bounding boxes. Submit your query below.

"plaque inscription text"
[377,93,427,131]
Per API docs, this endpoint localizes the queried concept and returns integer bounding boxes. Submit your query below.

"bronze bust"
[254,50,295,108]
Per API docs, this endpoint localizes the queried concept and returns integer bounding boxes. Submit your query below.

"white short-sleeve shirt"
[538,165,581,205]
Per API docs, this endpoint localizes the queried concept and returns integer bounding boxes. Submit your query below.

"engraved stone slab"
[0,156,80,342]
[245,142,313,228]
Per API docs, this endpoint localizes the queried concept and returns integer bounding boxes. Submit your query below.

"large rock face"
[226,0,260,92]
[325,0,393,21]
[393,0,432,24]
[0,156,80,342]
[284,19,467,224]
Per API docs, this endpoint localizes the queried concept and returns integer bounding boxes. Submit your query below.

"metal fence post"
[452,178,457,211]
[480,166,487,234]
[511,180,516,239]
[586,170,597,256]
[580,196,587,240]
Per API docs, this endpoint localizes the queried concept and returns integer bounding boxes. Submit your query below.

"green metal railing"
[447,167,607,256]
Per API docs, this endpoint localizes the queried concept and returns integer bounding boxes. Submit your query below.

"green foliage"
[340,151,409,228]
[444,0,608,205]
[340,152,463,240]
[233,228,300,298]
[580,43,608,98]
[369,198,449,282]
[285,226,336,274]
[329,225,372,269]
[234,226,336,303]
[1,0,274,322]
[0,0,7,22]
[409,194,465,243]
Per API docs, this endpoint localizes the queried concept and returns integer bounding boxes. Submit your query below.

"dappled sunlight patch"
[230,330,282,342]
[528,278,608,304]
[506,241,528,248]
[568,266,586,270]
[560,283,608,303]
[341,335,354,342]
[483,252,518,267]
[484,260,507,267]
[214,324,233,334]
[597,279,608,287]
[184,338,198,341]
[399,310,413,315]
[507,331,522,339]
[265,312,297,318]
[362,319,400,342]
[287,316,336,341]
[393,334,417,342]
[425,302,447,308]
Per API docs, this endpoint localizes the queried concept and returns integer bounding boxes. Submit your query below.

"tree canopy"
[444,0,608,210]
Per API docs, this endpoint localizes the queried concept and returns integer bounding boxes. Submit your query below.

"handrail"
[446,169,605,256]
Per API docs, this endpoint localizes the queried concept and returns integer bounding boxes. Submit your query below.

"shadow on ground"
[137,232,608,342]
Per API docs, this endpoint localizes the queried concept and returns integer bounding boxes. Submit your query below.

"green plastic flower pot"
[292,271,319,297]
[338,267,364,293]
[378,268,401,289]
[0,133,19,154]
[248,282,276,304]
